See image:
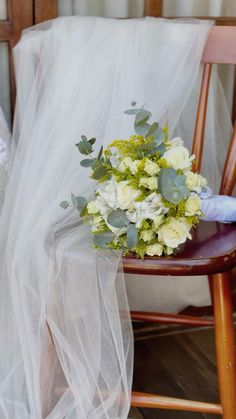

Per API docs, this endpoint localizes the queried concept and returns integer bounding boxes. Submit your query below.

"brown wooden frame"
[0,0,57,119]
[34,0,57,25]
[0,0,33,116]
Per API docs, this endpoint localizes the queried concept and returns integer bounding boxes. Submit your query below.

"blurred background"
[1,0,236,127]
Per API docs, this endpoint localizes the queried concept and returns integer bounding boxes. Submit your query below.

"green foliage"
[107,209,129,228]
[76,138,93,155]
[80,158,96,167]
[93,231,115,248]
[158,168,189,204]
[127,224,138,249]
[60,201,69,209]
[60,102,201,258]
[91,165,107,180]
[71,193,87,215]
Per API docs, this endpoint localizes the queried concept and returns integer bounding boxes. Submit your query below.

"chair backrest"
[192,26,236,195]
[143,1,236,196]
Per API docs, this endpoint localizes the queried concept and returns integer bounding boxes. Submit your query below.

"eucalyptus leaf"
[60,201,69,209]
[158,168,189,204]
[134,122,150,136]
[76,140,93,155]
[71,194,87,212]
[94,231,115,248]
[107,209,129,228]
[131,100,136,106]
[80,158,96,168]
[97,145,103,160]
[137,142,155,153]
[145,122,159,138]
[81,135,87,141]
[88,137,96,145]
[127,224,138,249]
[154,143,166,155]
[124,109,138,115]
[135,109,151,125]
[92,166,107,180]
[153,127,165,143]
[173,174,186,186]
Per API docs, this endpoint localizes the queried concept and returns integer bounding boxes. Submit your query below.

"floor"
[129,320,220,419]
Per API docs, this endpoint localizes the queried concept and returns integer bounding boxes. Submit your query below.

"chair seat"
[123,221,236,276]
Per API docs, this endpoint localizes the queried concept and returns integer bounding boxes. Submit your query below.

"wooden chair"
[123,25,236,419]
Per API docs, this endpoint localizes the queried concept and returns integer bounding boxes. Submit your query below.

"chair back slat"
[191,63,212,173]
[143,7,236,193]
[144,0,163,17]
[202,26,236,64]
[220,124,236,195]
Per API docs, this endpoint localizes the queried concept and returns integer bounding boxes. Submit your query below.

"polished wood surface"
[144,0,163,17]
[131,311,214,327]
[132,392,222,414]
[123,221,236,276]
[34,0,57,24]
[131,322,236,418]
[202,26,236,64]
[192,63,212,173]
[220,122,236,195]
[212,273,236,419]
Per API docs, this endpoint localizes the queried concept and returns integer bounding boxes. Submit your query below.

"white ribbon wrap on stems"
[201,193,236,223]
[0,16,230,419]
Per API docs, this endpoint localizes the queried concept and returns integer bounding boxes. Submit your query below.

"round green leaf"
[134,122,150,136]
[158,168,189,204]
[80,159,96,167]
[60,201,69,209]
[107,209,129,228]
[76,140,93,155]
[93,231,115,248]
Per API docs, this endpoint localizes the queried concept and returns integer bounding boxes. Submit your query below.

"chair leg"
[211,272,236,419]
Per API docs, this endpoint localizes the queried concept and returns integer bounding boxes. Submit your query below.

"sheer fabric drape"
[0,17,213,418]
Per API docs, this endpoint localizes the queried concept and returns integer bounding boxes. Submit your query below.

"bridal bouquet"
[61,104,208,258]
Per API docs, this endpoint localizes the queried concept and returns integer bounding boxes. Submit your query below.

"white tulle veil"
[0,16,232,418]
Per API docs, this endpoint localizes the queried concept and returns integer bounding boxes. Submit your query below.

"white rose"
[185,195,201,216]
[146,243,163,256]
[117,181,140,210]
[185,171,199,191]
[198,174,207,188]
[153,214,164,228]
[140,230,156,242]
[163,146,195,171]
[158,217,192,248]
[87,201,99,215]
[168,137,184,148]
[144,159,160,176]
[139,176,158,191]
[130,160,140,174]
[119,157,140,174]
[185,171,208,192]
